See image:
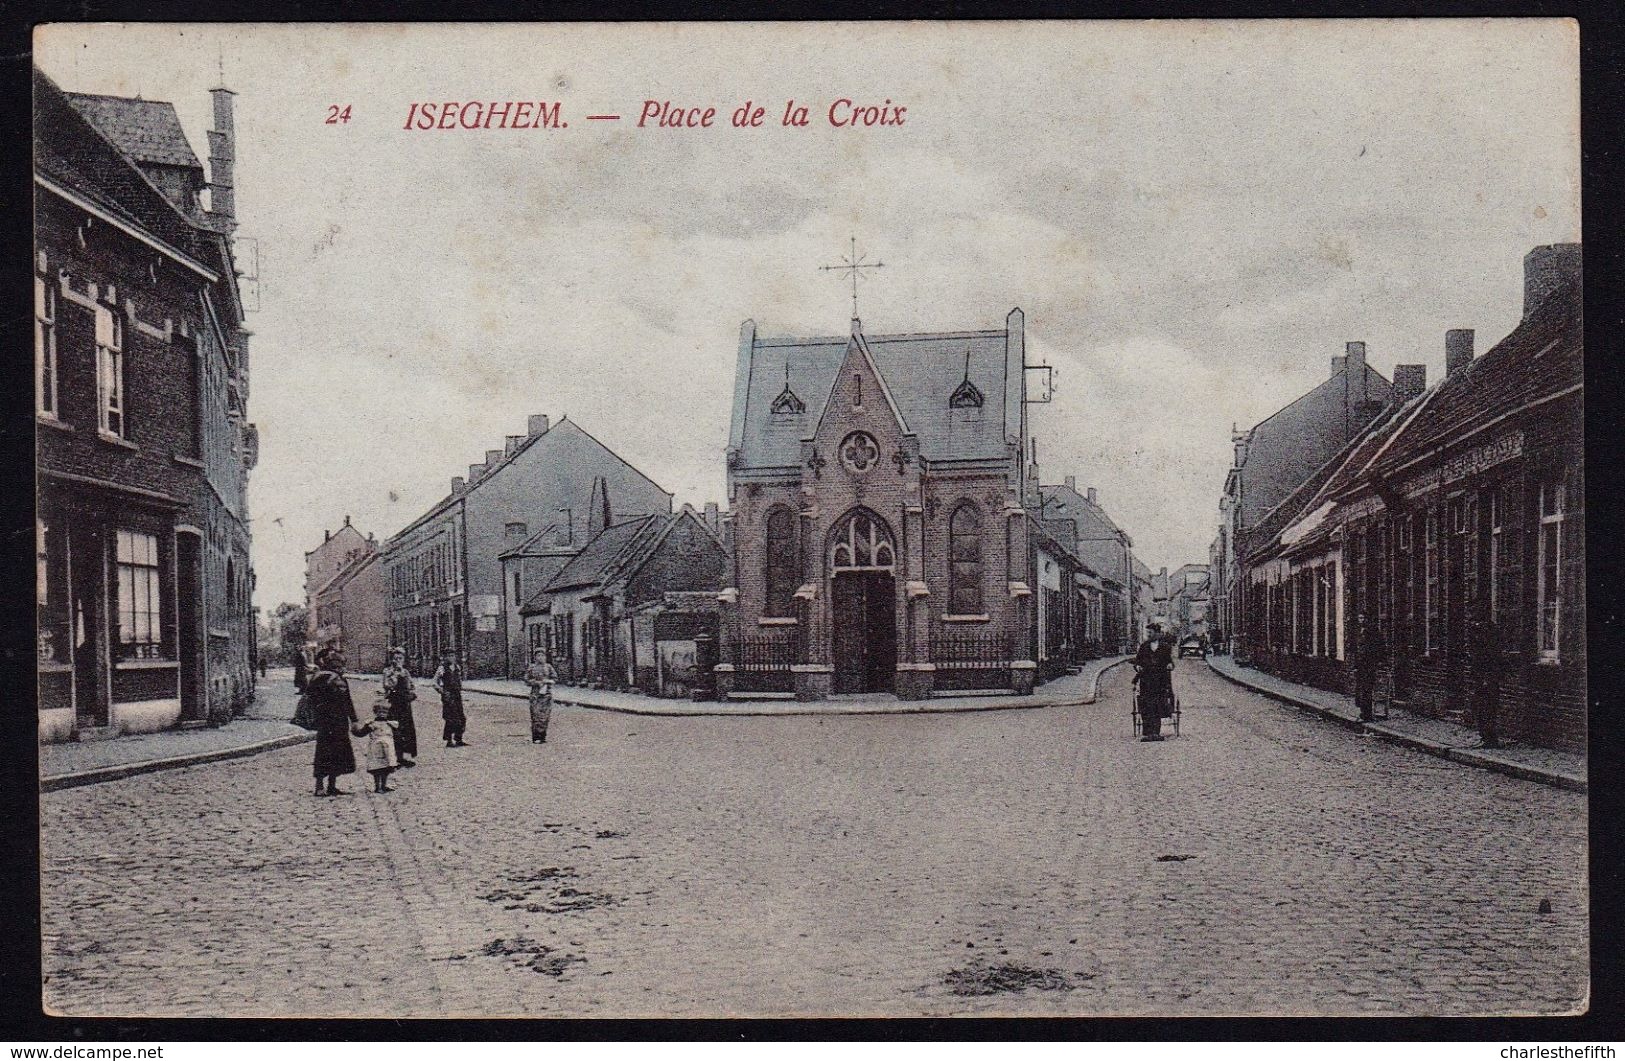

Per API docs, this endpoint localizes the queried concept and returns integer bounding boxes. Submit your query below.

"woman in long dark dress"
[307,648,358,796]
[382,647,419,766]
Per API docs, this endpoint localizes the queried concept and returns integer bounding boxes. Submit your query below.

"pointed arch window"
[830,510,895,573]
[764,506,799,617]
[948,501,984,615]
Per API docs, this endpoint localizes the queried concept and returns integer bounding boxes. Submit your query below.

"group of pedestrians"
[302,644,557,797]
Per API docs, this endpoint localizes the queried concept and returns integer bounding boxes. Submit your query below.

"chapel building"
[718,310,1047,700]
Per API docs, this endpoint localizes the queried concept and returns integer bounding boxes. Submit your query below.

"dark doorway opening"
[832,571,896,694]
[176,533,206,722]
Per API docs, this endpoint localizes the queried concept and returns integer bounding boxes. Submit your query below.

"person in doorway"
[524,649,559,744]
[353,699,400,792]
[434,651,467,747]
[1353,614,1384,724]
[306,647,358,797]
[1133,626,1175,741]
[1470,614,1505,749]
[381,647,419,766]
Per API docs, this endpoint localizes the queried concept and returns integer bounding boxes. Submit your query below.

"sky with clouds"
[36,20,1579,607]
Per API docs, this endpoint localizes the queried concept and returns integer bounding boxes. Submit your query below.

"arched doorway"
[828,509,897,693]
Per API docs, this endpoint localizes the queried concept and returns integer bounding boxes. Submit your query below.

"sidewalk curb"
[1206,660,1585,793]
[455,657,1129,719]
[42,730,315,793]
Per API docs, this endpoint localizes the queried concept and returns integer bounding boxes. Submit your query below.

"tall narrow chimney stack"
[1087,487,1098,506]
[207,86,237,230]
[1065,475,1077,492]
[1445,329,1475,378]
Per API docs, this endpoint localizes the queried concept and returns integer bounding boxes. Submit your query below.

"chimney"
[468,463,484,483]
[1522,243,1581,318]
[484,448,503,469]
[1087,487,1098,505]
[703,501,720,533]
[206,86,237,230]
[324,528,330,542]
[1392,364,1427,401]
[527,414,551,437]
[451,476,465,495]
[1065,475,1077,493]
[1445,329,1475,378]
[343,514,350,526]
[1330,354,1347,378]
[505,434,524,456]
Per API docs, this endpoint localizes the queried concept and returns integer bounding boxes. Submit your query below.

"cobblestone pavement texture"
[1206,655,1586,788]
[41,665,1587,1018]
[40,681,308,780]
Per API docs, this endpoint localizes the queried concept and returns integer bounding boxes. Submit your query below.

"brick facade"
[35,68,256,741]
[721,315,1051,700]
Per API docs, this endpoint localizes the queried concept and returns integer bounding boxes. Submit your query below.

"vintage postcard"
[33,20,1583,1018]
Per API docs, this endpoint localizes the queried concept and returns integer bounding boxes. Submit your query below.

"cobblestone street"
[41,665,1587,1018]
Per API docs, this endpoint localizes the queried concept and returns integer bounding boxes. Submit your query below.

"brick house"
[384,416,672,678]
[1037,477,1136,654]
[718,311,1068,701]
[303,516,371,644]
[311,548,389,674]
[1217,340,1417,660]
[35,68,257,741]
[523,506,728,690]
[1240,244,1583,752]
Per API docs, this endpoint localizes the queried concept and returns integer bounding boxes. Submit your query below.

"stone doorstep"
[1207,659,1586,793]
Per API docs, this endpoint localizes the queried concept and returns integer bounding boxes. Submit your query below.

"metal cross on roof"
[818,236,884,319]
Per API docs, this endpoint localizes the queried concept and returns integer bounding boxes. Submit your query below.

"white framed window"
[35,277,58,418]
[1537,481,1565,661]
[1488,487,1503,623]
[96,306,126,438]
[116,529,163,659]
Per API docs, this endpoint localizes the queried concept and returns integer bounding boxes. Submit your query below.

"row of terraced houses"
[1209,243,1584,752]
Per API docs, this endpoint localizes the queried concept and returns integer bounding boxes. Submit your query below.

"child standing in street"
[353,700,400,792]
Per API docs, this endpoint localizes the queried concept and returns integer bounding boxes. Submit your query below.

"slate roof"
[1365,264,1581,481]
[34,69,204,261]
[734,323,1015,468]
[542,516,659,593]
[312,548,378,598]
[64,92,202,169]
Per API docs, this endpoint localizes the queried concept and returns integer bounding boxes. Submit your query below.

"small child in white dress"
[353,700,400,792]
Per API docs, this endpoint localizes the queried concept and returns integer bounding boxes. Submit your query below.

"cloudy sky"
[37,21,1578,608]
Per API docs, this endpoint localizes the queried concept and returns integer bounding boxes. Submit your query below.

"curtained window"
[116,530,163,659]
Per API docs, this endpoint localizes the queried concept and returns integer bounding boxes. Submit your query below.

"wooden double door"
[831,571,896,694]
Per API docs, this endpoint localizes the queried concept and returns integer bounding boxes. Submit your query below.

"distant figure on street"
[1133,626,1176,741]
[524,649,559,744]
[353,699,400,793]
[1470,615,1505,749]
[382,647,419,767]
[307,648,358,797]
[434,651,467,748]
[1353,614,1384,723]
[292,648,309,693]
[258,654,267,678]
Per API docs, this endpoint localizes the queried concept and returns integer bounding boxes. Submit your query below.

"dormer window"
[949,350,983,409]
[770,364,804,414]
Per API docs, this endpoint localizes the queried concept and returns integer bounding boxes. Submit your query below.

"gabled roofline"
[807,322,914,444]
[36,174,218,281]
[542,515,658,593]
